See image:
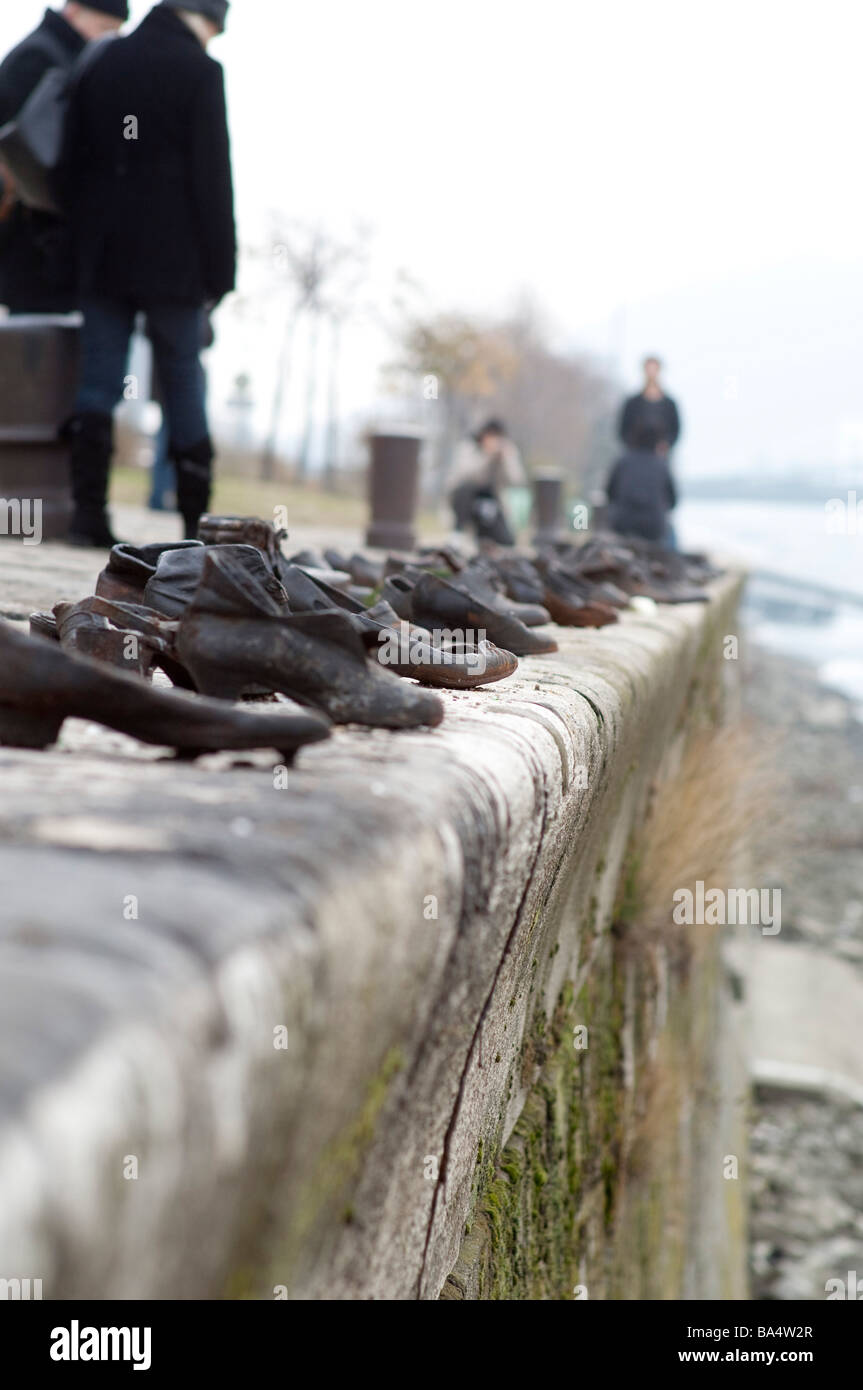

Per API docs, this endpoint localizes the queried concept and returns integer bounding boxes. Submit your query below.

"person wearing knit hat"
[56,2,236,545]
[68,2,131,25]
[160,1,229,33]
[0,6,128,313]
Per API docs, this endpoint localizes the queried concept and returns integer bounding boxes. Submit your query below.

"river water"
[677,499,863,705]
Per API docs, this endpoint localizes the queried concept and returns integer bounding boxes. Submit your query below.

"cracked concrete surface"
[0,517,742,1298]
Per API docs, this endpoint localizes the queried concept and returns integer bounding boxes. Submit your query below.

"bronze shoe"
[404,572,558,657]
[143,543,289,618]
[538,565,619,628]
[175,548,445,729]
[276,568,518,689]
[0,620,331,761]
[453,561,551,627]
[96,541,204,604]
[52,597,193,687]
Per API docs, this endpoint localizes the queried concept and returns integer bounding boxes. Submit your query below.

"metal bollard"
[0,315,79,541]
[533,470,564,544]
[365,428,422,551]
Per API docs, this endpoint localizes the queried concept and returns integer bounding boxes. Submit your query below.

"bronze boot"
[175,548,445,729]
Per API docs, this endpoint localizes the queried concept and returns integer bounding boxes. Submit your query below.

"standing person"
[618,355,681,454]
[58,1,236,547]
[148,309,213,511]
[447,419,526,546]
[0,4,128,315]
[605,420,677,545]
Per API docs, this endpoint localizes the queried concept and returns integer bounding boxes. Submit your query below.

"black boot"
[172,436,213,540]
[63,412,119,548]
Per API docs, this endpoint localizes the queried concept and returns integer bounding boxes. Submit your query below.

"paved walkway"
[727,937,863,1105]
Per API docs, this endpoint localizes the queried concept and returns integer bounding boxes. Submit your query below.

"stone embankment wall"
[0,576,747,1299]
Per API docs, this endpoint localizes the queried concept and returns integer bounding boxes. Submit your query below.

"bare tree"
[388,300,618,499]
[385,312,519,496]
[482,305,619,495]
[259,222,371,482]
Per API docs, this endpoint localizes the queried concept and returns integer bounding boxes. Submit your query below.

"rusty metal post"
[533,469,564,544]
[365,428,422,551]
[0,315,79,541]
[589,489,609,534]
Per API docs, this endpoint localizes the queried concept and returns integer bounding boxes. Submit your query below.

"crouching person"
[605,420,678,547]
[58,0,236,546]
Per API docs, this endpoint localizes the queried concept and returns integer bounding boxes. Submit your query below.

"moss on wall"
[443,952,632,1300]
[442,642,748,1301]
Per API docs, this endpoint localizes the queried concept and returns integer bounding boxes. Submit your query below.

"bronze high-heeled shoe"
[0,620,331,761]
[51,597,194,686]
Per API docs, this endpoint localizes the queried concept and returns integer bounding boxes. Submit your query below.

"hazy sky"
[2,1,862,476]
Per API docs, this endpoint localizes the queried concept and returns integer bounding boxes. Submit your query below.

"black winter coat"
[59,5,236,307]
[0,9,83,312]
[618,392,681,450]
[606,448,677,543]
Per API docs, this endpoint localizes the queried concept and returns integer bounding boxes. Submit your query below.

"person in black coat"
[605,420,678,545]
[58,0,236,545]
[618,355,681,453]
[0,4,128,314]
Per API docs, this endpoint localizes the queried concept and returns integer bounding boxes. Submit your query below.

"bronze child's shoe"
[373,623,518,689]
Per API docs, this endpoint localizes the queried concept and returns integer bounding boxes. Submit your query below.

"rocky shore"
[743,642,863,1300]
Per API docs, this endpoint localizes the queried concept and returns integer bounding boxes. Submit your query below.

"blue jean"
[76,298,209,452]
[149,361,208,510]
[148,423,175,510]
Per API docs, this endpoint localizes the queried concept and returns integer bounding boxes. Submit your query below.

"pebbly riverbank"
[742,642,863,1300]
